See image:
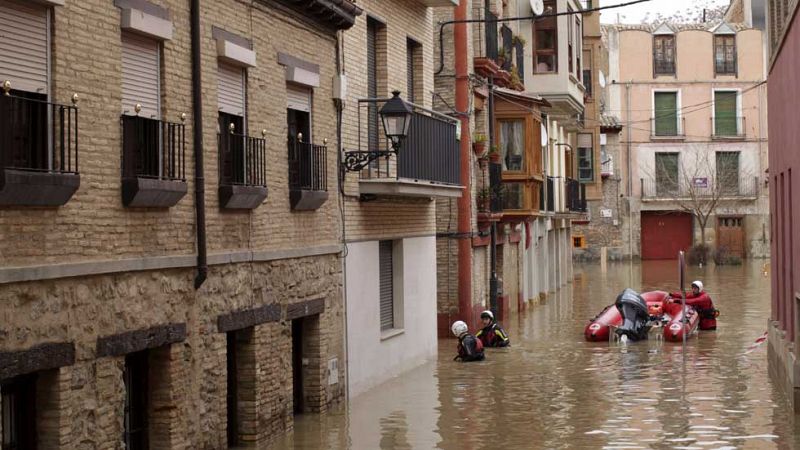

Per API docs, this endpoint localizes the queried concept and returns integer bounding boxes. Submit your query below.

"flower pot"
[488,152,501,164]
[473,142,487,157]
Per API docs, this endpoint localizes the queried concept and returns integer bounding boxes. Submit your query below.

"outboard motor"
[614,289,650,341]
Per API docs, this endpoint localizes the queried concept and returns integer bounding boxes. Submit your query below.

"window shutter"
[654,92,678,136]
[218,63,245,116]
[406,41,415,104]
[714,91,737,136]
[379,241,394,331]
[121,32,160,118]
[367,19,379,151]
[0,2,48,94]
[286,84,311,112]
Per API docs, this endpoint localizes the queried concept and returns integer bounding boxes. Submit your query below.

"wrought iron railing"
[489,162,503,213]
[485,7,499,60]
[218,132,267,187]
[356,99,460,186]
[654,60,675,76]
[288,137,327,192]
[566,177,587,212]
[641,176,760,200]
[121,115,185,181]
[0,93,78,174]
[651,116,685,138]
[711,116,746,138]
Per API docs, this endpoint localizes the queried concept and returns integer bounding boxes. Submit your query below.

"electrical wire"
[436,0,655,75]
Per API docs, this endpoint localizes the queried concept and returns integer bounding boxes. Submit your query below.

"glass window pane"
[502,182,526,210]
[499,120,525,171]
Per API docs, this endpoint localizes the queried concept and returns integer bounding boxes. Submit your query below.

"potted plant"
[488,145,501,164]
[476,187,491,212]
[473,133,488,157]
[510,66,522,90]
[496,47,508,67]
[512,35,527,47]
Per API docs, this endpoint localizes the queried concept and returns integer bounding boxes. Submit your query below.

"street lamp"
[343,91,414,172]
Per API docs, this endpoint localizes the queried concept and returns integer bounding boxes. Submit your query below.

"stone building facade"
[0,0,358,447]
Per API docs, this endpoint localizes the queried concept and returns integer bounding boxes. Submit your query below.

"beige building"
[605,19,770,261]
[0,0,359,447]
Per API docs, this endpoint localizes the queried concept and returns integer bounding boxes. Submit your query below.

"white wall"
[345,236,438,398]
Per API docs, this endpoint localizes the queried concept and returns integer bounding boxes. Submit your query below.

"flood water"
[272,261,799,449]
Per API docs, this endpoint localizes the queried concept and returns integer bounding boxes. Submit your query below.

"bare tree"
[642,0,729,25]
[642,146,755,261]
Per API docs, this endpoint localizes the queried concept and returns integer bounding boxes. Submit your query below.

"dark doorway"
[124,351,149,450]
[226,331,238,447]
[1,373,37,450]
[292,318,304,415]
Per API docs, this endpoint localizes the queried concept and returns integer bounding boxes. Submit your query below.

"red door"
[641,212,693,260]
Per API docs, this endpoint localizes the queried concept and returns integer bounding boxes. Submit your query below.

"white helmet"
[480,310,494,320]
[451,321,468,337]
[691,280,704,291]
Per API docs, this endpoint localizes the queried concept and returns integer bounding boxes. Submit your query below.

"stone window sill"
[380,328,405,341]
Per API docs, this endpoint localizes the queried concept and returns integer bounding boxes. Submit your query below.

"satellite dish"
[540,123,549,147]
[530,0,544,15]
[599,71,607,88]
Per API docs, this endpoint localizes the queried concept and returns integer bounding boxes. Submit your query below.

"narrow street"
[274,262,797,449]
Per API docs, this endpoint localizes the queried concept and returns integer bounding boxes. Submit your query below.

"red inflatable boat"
[584,291,699,342]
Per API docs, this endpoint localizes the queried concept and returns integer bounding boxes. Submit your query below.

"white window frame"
[711,88,742,136]
[651,88,682,136]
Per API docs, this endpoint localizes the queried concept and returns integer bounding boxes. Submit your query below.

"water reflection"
[272,261,799,449]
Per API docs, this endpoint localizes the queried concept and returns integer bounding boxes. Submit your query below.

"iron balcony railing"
[566,177,587,212]
[121,115,185,181]
[641,176,760,200]
[711,116,746,139]
[485,5,499,60]
[654,60,675,76]
[0,93,78,174]
[489,162,503,213]
[288,137,327,192]
[544,176,555,212]
[651,116,686,138]
[356,99,460,186]
[218,132,267,187]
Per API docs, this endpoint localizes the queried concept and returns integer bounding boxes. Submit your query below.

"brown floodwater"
[272,261,799,449]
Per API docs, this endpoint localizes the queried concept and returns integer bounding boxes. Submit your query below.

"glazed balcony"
[0,91,80,207]
[121,115,187,208]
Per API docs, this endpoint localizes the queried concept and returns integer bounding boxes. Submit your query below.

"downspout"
[455,0,473,328]
[626,81,633,260]
[488,75,498,316]
[191,0,207,289]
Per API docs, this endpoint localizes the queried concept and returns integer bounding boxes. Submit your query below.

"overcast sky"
[600,0,730,24]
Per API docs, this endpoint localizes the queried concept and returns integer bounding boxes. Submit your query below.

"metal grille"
[121,115,185,181]
[379,241,394,331]
[288,137,327,191]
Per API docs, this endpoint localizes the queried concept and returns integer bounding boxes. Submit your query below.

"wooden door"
[717,216,745,258]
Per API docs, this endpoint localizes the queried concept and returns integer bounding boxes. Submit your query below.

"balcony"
[540,176,555,213]
[288,137,328,211]
[565,178,587,212]
[711,116,746,140]
[355,99,462,199]
[650,117,686,140]
[121,115,187,208]
[473,7,500,78]
[413,0,457,5]
[273,0,362,30]
[0,92,80,207]
[641,176,760,201]
[218,132,268,210]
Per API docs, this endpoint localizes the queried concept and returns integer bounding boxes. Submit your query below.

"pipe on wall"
[191,0,208,289]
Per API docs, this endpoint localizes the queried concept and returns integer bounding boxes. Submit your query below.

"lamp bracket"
[342,149,397,172]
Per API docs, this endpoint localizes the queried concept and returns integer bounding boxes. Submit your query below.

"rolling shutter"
[121,32,160,117]
[286,84,310,112]
[379,241,394,331]
[654,92,678,136]
[218,63,245,116]
[0,1,49,94]
[714,91,737,136]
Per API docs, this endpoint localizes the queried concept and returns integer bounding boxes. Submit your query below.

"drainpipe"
[455,0,473,328]
[488,75,498,317]
[626,81,632,260]
[191,0,207,289]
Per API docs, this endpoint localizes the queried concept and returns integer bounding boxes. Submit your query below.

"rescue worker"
[668,280,719,330]
[451,321,485,362]
[475,310,510,348]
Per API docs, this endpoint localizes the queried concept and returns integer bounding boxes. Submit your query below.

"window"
[714,91,738,137]
[287,84,322,193]
[568,7,574,74]
[653,35,676,75]
[716,151,740,194]
[573,235,587,248]
[653,91,679,136]
[218,63,249,186]
[379,241,395,331]
[406,39,421,104]
[575,17,582,78]
[582,50,592,96]
[533,0,557,73]
[498,119,525,171]
[714,35,737,75]
[367,18,384,151]
[124,351,149,450]
[577,134,593,181]
[655,152,679,196]
[501,24,513,71]
[502,182,526,210]
[1,374,37,449]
